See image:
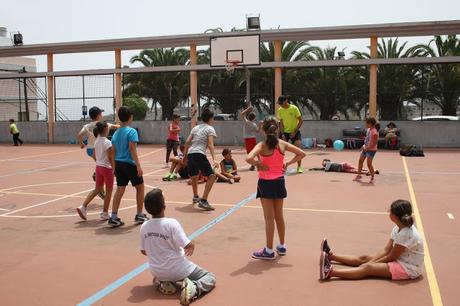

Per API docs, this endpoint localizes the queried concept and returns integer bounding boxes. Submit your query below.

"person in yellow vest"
[277,96,304,173]
[9,119,23,146]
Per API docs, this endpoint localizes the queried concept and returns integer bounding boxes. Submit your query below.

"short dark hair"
[144,188,166,216]
[390,199,414,227]
[118,106,133,123]
[172,114,180,120]
[201,108,214,123]
[366,117,376,126]
[248,113,256,121]
[9,118,14,123]
[222,148,231,157]
[277,95,289,104]
[89,106,103,120]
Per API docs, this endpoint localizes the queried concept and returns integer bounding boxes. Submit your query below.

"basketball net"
[225,60,240,75]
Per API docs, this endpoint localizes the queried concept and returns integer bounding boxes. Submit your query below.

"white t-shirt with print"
[391,225,425,278]
[94,136,112,169]
[188,124,216,155]
[140,218,196,282]
[243,118,258,139]
[80,122,112,148]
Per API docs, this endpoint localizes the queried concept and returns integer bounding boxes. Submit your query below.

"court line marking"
[1,188,95,216]
[0,190,386,218]
[139,148,163,158]
[0,207,10,211]
[0,149,80,162]
[447,213,454,220]
[76,192,257,306]
[402,156,443,306]
[0,162,77,179]
[0,181,94,193]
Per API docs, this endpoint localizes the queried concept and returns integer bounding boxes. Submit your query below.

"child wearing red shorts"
[77,121,115,221]
[240,105,260,171]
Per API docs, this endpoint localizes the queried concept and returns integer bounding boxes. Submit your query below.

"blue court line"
[77,192,257,306]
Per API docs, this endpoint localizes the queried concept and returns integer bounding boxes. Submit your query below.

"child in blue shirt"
[109,106,148,227]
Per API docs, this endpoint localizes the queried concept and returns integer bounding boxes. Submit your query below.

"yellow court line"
[0,191,386,216]
[402,156,443,306]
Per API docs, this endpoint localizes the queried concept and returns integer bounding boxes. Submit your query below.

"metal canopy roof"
[0,20,459,57]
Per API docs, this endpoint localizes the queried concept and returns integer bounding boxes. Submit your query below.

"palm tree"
[352,38,426,120]
[124,48,190,120]
[413,35,460,115]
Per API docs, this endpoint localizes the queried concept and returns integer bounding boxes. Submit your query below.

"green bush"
[123,94,149,120]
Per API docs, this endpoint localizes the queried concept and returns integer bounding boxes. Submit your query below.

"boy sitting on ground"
[216,148,241,184]
[163,144,190,181]
[140,188,216,305]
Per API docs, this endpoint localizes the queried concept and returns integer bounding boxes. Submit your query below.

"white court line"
[139,148,163,158]
[144,168,167,176]
[447,213,454,220]
[0,205,138,219]
[0,149,80,162]
[0,162,76,179]
[1,187,94,216]
[0,207,10,211]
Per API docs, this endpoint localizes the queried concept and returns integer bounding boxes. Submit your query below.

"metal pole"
[82,75,86,121]
[421,67,424,121]
[23,77,30,121]
[18,78,22,120]
[245,67,251,106]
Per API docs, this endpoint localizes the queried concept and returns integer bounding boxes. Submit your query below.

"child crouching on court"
[77,121,114,221]
[320,199,424,281]
[140,189,216,305]
[246,116,306,260]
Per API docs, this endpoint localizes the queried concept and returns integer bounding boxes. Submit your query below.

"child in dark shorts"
[246,116,306,260]
[183,109,218,211]
[216,148,241,184]
[163,144,189,181]
[109,106,149,227]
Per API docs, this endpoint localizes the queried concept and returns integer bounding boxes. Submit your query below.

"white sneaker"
[100,212,110,221]
[180,278,197,306]
[77,205,87,220]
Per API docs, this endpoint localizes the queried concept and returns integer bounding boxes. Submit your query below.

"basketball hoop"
[225,60,241,74]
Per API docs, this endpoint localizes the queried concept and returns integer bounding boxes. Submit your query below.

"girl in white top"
[77,122,115,221]
[320,199,424,281]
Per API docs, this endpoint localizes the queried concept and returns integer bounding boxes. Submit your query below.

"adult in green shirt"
[277,95,304,173]
[9,119,23,146]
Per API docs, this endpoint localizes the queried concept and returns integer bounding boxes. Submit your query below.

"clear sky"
[1,0,459,71]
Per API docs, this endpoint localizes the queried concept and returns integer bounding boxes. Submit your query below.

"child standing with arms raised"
[109,106,148,227]
[246,117,306,260]
[240,105,260,171]
[165,114,181,168]
[77,121,114,221]
[354,117,379,183]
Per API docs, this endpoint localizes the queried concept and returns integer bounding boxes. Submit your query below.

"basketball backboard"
[210,34,260,67]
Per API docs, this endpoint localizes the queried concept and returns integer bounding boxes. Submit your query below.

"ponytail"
[262,116,279,150]
[93,121,108,138]
[390,199,414,227]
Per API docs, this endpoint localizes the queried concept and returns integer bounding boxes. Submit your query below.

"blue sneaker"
[252,248,275,260]
[276,245,287,256]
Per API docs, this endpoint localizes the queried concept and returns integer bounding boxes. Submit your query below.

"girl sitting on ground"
[309,159,379,176]
[319,199,424,281]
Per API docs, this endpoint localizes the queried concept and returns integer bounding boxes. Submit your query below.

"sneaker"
[352,175,362,182]
[180,278,197,306]
[158,281,178,295]
[320,251,333,280]
[108,217,125,227]
[249,165,256,171]
[76,205,87,221]
[297,167,304,174]
[276,245,287,256]
[192,196,200,204]
[100,212,110,221]
[170,173,178,181]
[198,199,215,211]
[97,189,106,200]
[252,248,276,260]
[162,173,172,181]
[228,178,234,184]
[321,238,331,255]
[134,213,149,224]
